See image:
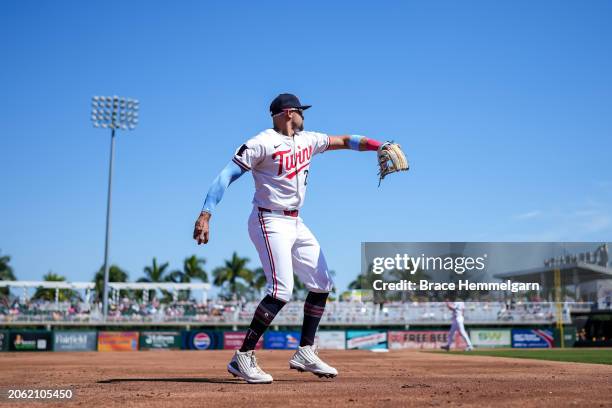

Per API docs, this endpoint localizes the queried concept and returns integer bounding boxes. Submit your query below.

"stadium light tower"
[91,95,139,321]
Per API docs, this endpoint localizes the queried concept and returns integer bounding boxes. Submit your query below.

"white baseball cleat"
[289,345,338,378]
[465,346,474,352]
[227,350,273,384]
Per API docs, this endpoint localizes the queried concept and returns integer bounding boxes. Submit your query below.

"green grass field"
[442,349,612,365]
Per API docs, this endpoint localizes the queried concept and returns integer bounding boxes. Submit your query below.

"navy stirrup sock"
[300,291,328,347]
[240,295,286,352]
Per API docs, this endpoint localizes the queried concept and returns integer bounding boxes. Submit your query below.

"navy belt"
[258,207,299,217]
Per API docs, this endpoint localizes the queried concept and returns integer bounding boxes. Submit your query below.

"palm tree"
[390,265,431,302]
[166,255,208,301]
[251,267,267,291]
[246,267,268,300]
[167,255,207,283]
[93,265,129,302]
[247,269,336,301]
[0,250,16,298]
[348,263,386,303]
[213,252,253,300]
[138,257,170,300]
[348,264,374,290]
[33,272,79,302]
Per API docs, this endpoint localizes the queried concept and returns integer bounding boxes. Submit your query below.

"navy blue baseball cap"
[269,93,312,116]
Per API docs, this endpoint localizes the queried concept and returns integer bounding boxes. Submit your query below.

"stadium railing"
[0,300,581,326]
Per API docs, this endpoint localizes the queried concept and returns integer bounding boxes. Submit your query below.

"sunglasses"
[288,108,304,118]
[273,108,304,118]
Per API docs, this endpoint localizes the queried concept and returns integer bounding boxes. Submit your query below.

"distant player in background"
[441,297,474,351]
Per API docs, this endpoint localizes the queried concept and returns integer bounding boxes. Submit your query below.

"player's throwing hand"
[193,211,211,245]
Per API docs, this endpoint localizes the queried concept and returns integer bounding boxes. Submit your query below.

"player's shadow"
[98,377,297,385]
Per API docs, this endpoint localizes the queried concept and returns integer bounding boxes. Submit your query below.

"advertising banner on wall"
[264,331,301,350]
[511,329,554,348]
[53,331,97,351]
[184,330,223,350]
[315,331,346,350]
[553,327,576,348]
[139,331,183,350]
[9,331,53,351]
[388,331,467,349]
[469,329,511,348]
[0,330,8,351]
[346,330,387,350]
[98,331,139,352]
[223,331,263,350]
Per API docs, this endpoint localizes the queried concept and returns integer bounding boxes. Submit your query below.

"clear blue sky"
[1,1,611,293]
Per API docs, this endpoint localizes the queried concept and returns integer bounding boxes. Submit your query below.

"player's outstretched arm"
[327,135,383,151]
[327,135,409,184]
[193,161,247,245]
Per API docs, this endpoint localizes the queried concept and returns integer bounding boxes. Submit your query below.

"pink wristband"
[349,135,383,151]
[364,138,382,151]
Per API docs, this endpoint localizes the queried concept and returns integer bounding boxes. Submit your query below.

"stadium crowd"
[0,297,577,325]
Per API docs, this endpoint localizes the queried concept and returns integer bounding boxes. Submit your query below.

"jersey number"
[303,169,309,186]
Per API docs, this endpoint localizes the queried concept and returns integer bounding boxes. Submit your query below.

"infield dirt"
[1,349,610,407]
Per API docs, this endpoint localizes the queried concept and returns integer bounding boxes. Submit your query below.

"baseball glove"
[377,142,409,185]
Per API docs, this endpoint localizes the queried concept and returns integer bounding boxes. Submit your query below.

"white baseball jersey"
[232,129,330,211]
[451,301,465,320]
[232,128,333,301]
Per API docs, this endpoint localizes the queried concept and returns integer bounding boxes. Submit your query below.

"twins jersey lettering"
[232,129,329,211]
[234,128,333,302]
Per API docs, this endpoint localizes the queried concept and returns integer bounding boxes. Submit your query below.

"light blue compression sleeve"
[201,160,248,214]
[348,135,364,150]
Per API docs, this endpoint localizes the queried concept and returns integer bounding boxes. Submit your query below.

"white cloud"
[580,214,612,233]
[514,210,542,220]
[506,205,612,241]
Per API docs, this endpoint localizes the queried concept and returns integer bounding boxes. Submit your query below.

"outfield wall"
[0,327,575,352]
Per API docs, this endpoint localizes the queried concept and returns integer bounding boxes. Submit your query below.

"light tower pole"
[91,95,139,321]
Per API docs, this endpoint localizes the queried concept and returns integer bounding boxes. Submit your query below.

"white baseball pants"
[446,317,473,348]
[248,207,333,302]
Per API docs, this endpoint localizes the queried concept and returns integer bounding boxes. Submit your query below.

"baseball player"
[441,299,474,351]
[193,93,407,384]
